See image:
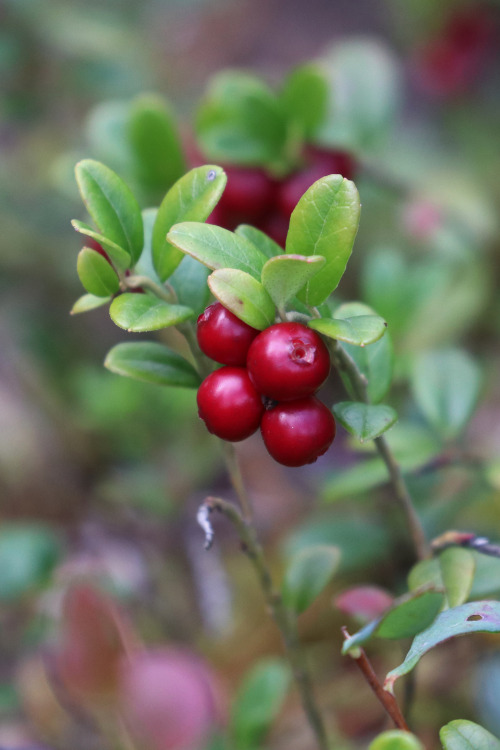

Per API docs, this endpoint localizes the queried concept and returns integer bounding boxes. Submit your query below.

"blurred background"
[1,0,500,748]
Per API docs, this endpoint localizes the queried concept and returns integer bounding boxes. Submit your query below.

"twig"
[341,628,410,731]
[432,530,500,558]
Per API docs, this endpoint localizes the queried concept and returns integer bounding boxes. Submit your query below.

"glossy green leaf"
[341,331,394,404]
[231,658,291,750]
[168,222,268,280]
[71,293,111,315]
[411,349,482,440]
[309,315,386,346]
[0,525,62,601]
[75,159,144,263]
[169,255,211,318]
[333,402,397,442]
[282,545,340,614]
[208,269,275,330]
[440,548,476,608]
[104,341,200,388]
[342,586,445,654]
[369,730,424,750]
[385,601,500,691]
[196,71,287,166]
[261,254,325,311]
[109,293,194,332]
[152,165,227,281]
[71,219,131,270]
[440,720,500,750]
[280,63,328,139]
[235,224,283,259]
[127,94,186,191]
[77,247,120,297]
[286,175,360,305]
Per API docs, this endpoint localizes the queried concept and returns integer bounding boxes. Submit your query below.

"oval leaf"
[385,601,500,692]
[440,720,500,750]
[104,341,200,388]
[411,349,482,440]
[261,254,325,311]
[77,247,120,297]
[335,586,394,624]
[440,547,476,609]
[75,159,144,264]
[333,401,397,442]
[109,293,194,332]
[167,222,268,280]
[310,314,387,346]
[152,165,227,281]
[71,293,111,315]
[369,730,424,750]
[282,545,340,615]
[71,219,131,270]
[208,268,275,330]
[280,63,328,139]
[286,175,361,306]
[235,224,283,259]
[342,333,394,404]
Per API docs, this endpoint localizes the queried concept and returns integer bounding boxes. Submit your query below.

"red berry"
[197,303,259,366]
[221,166,275,218]
[197,366,264,442]
[246,322,330,401]
[261,397,336,467]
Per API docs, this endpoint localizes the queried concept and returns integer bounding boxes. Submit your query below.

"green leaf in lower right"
[333,401,397,442]
[440,720,500,750]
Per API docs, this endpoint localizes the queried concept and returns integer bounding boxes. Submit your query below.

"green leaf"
[235,224,283,259]
[309,315,387,346]
[77,247,120,297]
[440,720,500,750]
[196,71,288,166]
[440,547,476,608]
[71,293,111,314]
[333,402,397,442]
[168,222,268,280]
[71,219,131,271]
[385,601,500,691]
[169,255,211,318]
[152,165,227,281]
[261,254,325,311]
[342,586,445,654]
[286,175,361,306]
[75,159,144,264]
[104,341,200,388]
[282,545,340,614]
[0,525,61,601]
[109,293,194,332]
[280,63,328,139]
[342,332,394,404]
[127,94,186,191]
[411,349,482,440]
[231,658,291,750]
[208,269,275,330]
[369,730,424,750]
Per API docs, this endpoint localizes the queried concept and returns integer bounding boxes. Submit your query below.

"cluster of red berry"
[196,303,336,467]
[207,146,355,246]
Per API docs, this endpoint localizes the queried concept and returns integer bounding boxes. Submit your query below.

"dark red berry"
[261,397,336,467]
[246,322,330,401]
[197,366,264,442]
[86,237,111,263]
[220,166,275,218]
[197,303,259,366]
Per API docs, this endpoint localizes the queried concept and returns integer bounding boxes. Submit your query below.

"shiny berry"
[261,397,336,467]
[246,322,330,401]
[197,367,264,442]
[197,303,260,366]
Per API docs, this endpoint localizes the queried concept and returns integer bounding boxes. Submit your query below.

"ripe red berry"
[197,366,264,442]
[197,303,259,366]
[261,397,336,467]
[220,166,275,219]
[246,322,330,401]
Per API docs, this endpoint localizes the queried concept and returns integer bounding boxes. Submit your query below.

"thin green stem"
[124,275,177,303]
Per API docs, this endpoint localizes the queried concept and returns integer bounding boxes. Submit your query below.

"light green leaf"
[309,315,386,346]
[109,293,194,332]
[261,254,325,311]
[77,247,120,297]
[75,159,144,263]
[385,601,500,692]
[411,349,482,440]
[369,730,424,750]
[286,175,360,305]
[127,94,186,191]
[342,334,394,404]
[104,341,200,388]
[208,268,275,330]
[440,548,476,608]
[282,545,340,614]
[71,293,111,315]
[440,720,500,750]
[152,165,227,281]
[71,219,131,270]
[280,63,328,139]
[167,222,268,280]
[333,402,397,442]
[235,224,283,259]
[169,255,211,318]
